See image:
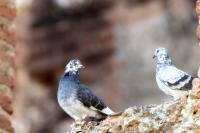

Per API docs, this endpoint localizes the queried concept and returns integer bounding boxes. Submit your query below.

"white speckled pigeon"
[153,48,193,100]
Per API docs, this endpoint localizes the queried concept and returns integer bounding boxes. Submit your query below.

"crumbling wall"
[71,76,200,132]
[0,0,16,132]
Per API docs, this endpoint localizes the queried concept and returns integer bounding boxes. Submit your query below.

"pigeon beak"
[153,55,156,59]
[79,64,85,69]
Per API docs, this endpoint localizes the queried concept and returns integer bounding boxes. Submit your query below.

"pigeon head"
[153,48,172,65]
[65,59,85,73]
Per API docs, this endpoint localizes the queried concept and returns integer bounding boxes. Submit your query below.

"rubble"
[70,75,200,132]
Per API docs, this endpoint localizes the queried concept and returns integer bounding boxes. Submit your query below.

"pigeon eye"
[77,61,81,65]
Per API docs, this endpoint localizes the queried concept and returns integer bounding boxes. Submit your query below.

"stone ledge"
[70,75,200,132]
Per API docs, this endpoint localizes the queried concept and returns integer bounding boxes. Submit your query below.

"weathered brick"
[0,40,15,57]
[197,25,200,40]
[0,5,16,20]
[196,0,200,17]
[0,115,13,133]
[0,0,15,132]
[0,84,12,98]
[0,93,12,114]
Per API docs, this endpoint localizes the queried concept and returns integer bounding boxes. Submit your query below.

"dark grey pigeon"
[153,48,194,100]
[57,59,114,121]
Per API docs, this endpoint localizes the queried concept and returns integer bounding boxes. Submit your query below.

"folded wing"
[159,66,193,90]
[77,84,114,115]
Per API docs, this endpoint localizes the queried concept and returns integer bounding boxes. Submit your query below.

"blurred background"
[14,0,199,132]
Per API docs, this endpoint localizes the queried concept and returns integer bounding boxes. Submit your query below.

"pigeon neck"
[157,56,172,66]
[157,62,172,66]
[64,71,80,83]
[156,62,172,71]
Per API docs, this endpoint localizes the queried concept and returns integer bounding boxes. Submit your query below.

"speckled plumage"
[57,59,114,121]
[154,48,193,100]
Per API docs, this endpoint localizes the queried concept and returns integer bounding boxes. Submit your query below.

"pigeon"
[57,59,114,121]
[153,48,194,100]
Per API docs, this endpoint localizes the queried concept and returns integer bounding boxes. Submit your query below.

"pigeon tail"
[102,107,114,115]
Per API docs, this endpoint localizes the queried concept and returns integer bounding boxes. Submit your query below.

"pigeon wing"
[159,66,193,90]
[77,84,114,115]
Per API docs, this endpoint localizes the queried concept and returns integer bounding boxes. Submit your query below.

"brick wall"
[0,0,16,133]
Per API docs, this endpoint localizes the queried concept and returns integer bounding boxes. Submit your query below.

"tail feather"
[101,107,114,115]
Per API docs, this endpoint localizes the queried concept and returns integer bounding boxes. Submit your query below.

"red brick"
[0,51,14,67]
[0,5,16,20]
[0,115,13,133]
[197,0,200,17]
[0,93,13,114]
[0,30,15,46]
[196,25,200,40]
